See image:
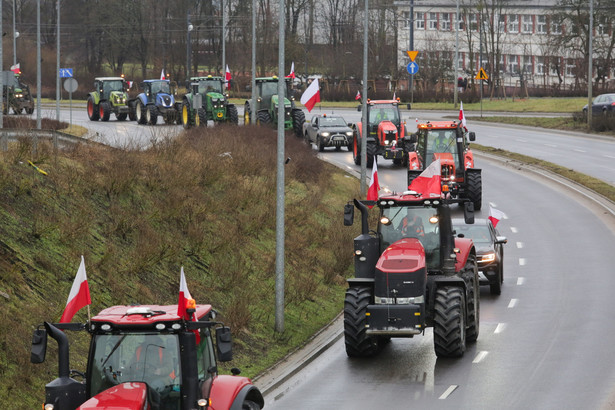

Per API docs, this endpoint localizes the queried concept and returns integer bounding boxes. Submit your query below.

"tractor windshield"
[260,81,286,98]
[368,104,399,125]
[102,80,125,95]
[418,129,460,169]
[150,81,170,95]
[89,333,181,407]
[380,205,441,269]
[198,80,223,94]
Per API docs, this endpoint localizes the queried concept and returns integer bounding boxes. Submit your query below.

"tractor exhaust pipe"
[45,322,70,378]
[354,198,370,235]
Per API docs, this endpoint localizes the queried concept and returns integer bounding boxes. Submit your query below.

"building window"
[565,59,576,77]
[468,13,477,32]
[441,13,451,31]
[597,16,608,35]
[536,15,546,34]
[551,18,562,35]
[508,55,519,74]
[508,15,519,33]
[428,12,438,30]
[455,13,464,31]
[416,12,425,30]
[536,56,545,75]
[522,15,533,33]
[498,15,506,33]
[401,11,409,28]
[523,55,533,75]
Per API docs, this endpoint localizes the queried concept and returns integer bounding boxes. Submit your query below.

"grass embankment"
[0,126,359,406]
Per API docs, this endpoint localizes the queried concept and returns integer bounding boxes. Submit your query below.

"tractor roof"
[367,99,400,106]
[92,304,213,326]
[95,77,126,82]
[376,192,443,206]
[417,121,461,130]
[256,76,289,82]
[191,75,224,81]
[143,79,169,83]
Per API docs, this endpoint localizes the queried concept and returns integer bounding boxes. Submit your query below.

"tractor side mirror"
[406,133,418,144]
[357,104,362,112]
[464,202,475,224]
[344,203,355,226]
[468,132,476,142]
[215,326,233,362]
[30,328,47,364]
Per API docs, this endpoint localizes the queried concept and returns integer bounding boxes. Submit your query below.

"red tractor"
[343,192,479,358]
[407,121,482,210]
[31,304,264,410]
[351,100,413,168]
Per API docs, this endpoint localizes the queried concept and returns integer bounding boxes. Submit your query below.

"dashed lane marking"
[508,299,518,308]
[494,323,507,334]
[439,385,458,400]
[511,227,518,233]
[517,277,525,285]
[519,258,526,266]
[473,351,489,363]
[516,242,524,248]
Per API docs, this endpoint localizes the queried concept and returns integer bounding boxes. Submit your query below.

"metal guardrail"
[0,128,87,152]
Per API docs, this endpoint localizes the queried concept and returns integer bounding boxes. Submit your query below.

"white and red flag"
[10,63,20,74]
[488,205,506,228]
[59,256,91,323]
[160,69,166,80]
[366,159,380,208]
[355,90,361,101]
[225,65,232,89]
[286,62,295,79]
[300,78,320,112]
[408,159,441,198]
[459,101,467,130]
[178,267,195,321]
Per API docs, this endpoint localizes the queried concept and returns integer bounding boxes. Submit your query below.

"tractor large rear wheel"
[147,105,158,125]
[462,255,480,343]
[243,102,251,125]
[433,287,466,358]
[182,101,193,129]
[100,102,111,122]
[87,97,99,121]
[344,287,378,357]
[228,104,239,125]
[136,101,147,125]
[366,142,377,168]
[466,171,482,210]
[352,133,361,165]
[292,109,305,137]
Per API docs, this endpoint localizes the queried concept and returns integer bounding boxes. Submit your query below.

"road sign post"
[63,77,78,131]
[475,68,489,118]
[406,51,419,105]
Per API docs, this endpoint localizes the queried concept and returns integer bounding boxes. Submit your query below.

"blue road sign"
[406,62,419,75]
[59,68,73,78]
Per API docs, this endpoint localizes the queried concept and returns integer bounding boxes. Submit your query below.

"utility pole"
[221,0,226,78]
[453,0,460,108]
[56,0,60,122]
[409,0,414,104]
[251,0,256,122]
[360,0,369,197]
[587,0,593,129]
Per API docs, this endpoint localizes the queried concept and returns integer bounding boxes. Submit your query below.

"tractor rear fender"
[354,122,363,139]
[136,93,148,106]
[453,237,475,272]
[464,150,475,168]
[347,277,375,288]
[209,375,261,410]
[88,92,101,105]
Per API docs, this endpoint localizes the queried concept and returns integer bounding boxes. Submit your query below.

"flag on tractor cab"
[178,267,195,321]
[225,65,232,89]
[459,101,467,131]
[408,159,441,198]
[488,205,506,228]
[355,90,361,101]
[300,78,320,112]
[366,159,380,208]
[60,256,91,323]
[10,63,20,75]
[160,69,165,80]
[286,62,295,79]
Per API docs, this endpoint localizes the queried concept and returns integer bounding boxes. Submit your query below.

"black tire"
[13,107,22,115]
[366,142,377,168]
[241,400,261,410]
[344,287,378,357]
[227,104,239,125]
[128,102,137,121]
[257,110,272,125]
[87,96,99,121]
[244,102,251,125]
[490,262,503,296]
[352,133,361,165]
[182,101,193,129]
[466,171,482,210]
[292,109,305,137]
[198,108,207,127]
[100,102,111,122]
[136,101,147,125]
[317,136,325,152]
[463,254,480,343]
[26,106,34,115]
[147,105,158,125]
[433,287,466,358]
[116,112,127,121]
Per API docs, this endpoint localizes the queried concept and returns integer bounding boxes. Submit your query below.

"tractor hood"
[109,91,128,105]
[77,382,149,409]
[206,91,226,100]
[376,238,426,273]
[271,95,291,107]
[373,238,427,301]
[155,93,175,107]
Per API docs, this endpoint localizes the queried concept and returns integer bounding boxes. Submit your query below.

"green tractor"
[243,76,305,137]
[87,77,132,121]
[180,75,238,129]
[1,71,34,114]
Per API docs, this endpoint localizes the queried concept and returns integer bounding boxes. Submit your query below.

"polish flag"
[355,90,361,101]
[225,65,232,89]
[366,159,380,207]
[59,256,91,323]
[10,63,20,74]
[488,205,506,228]
[286,62,295,79]
[393,91,396,100]
[160,69,165,80]
[300,78,320,112]
[459,101,467,130]
[178,267,195,321]
[408,159,441,198]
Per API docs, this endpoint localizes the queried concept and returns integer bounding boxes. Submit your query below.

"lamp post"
[186,13,193,81]
[453,0,460,108]
[587,0,593,129]
[12,0,17,66]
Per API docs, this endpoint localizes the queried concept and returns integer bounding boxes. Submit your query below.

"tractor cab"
[193,76,225,96]
[95,77,127,101]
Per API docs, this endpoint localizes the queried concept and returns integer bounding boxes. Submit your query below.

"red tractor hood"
[376,238,425,273]
[78,382,148,409]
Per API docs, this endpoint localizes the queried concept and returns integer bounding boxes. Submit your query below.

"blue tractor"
[133,79,181,125]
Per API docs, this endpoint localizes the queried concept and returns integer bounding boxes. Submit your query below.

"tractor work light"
[380,216,391,225]
[429,216,439,224]
[355,250,363,256]
[155,323,166,330]
[100,324,112,331]
[44,404,54,410]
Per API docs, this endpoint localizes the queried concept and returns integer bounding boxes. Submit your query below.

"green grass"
[468,115,615,137]
[0,126,359,406]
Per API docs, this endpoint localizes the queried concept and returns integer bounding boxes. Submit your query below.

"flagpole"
[360,0,369,197]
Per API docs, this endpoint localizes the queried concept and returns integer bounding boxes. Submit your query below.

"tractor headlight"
[44,404,55,410]
[321,132,330,137]
[480,252,496,263]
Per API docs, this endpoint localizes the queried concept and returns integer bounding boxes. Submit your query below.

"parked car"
[452,218,507,295]
[583,93,615,118]
[303,113,353,152]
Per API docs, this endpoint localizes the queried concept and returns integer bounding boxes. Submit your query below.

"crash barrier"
[0,129,87,152]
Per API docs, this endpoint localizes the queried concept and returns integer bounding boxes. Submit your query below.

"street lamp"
[186,15,193,80]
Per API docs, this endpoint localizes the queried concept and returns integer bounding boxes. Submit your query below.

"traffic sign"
[406,50,419,62]
[407,62,419,75]
[60,68,73,78]
[63,78,78,93]
[476,67,488,80]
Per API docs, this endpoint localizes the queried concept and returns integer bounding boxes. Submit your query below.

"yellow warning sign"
[476,67,489,80]
[406,50,419,62]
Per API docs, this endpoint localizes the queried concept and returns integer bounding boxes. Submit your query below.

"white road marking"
[517,138,528,142]
[516,242,524,248]
[473,351,489,363]
[494,323,507,334]
[544,143,557,148]
[519,258,526,266]
[510,227,518,233]
[439,385,459,400]
[508,299,518,308]
[517,277,526,285]
[573,149,586,153]
[604,154,615,159]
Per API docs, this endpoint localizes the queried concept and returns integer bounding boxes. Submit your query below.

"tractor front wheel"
[136,102,147,125]
[292,109,305,137]
[257,110,272,125]
[87,97,99,121]
[433,287,466,358]
[466,171,482,210]
[344,287,379,357]
[352,134,361,165]
[463,255,480,343]
[182,101,192,129]
[366,142,377,168]
[146,105,158,125]
[100,102,111,122]
[228,104,239,125]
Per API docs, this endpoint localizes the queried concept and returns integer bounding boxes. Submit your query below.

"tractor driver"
[432,131,454,152]
[374,109,389,123]
[398,210,425,239]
